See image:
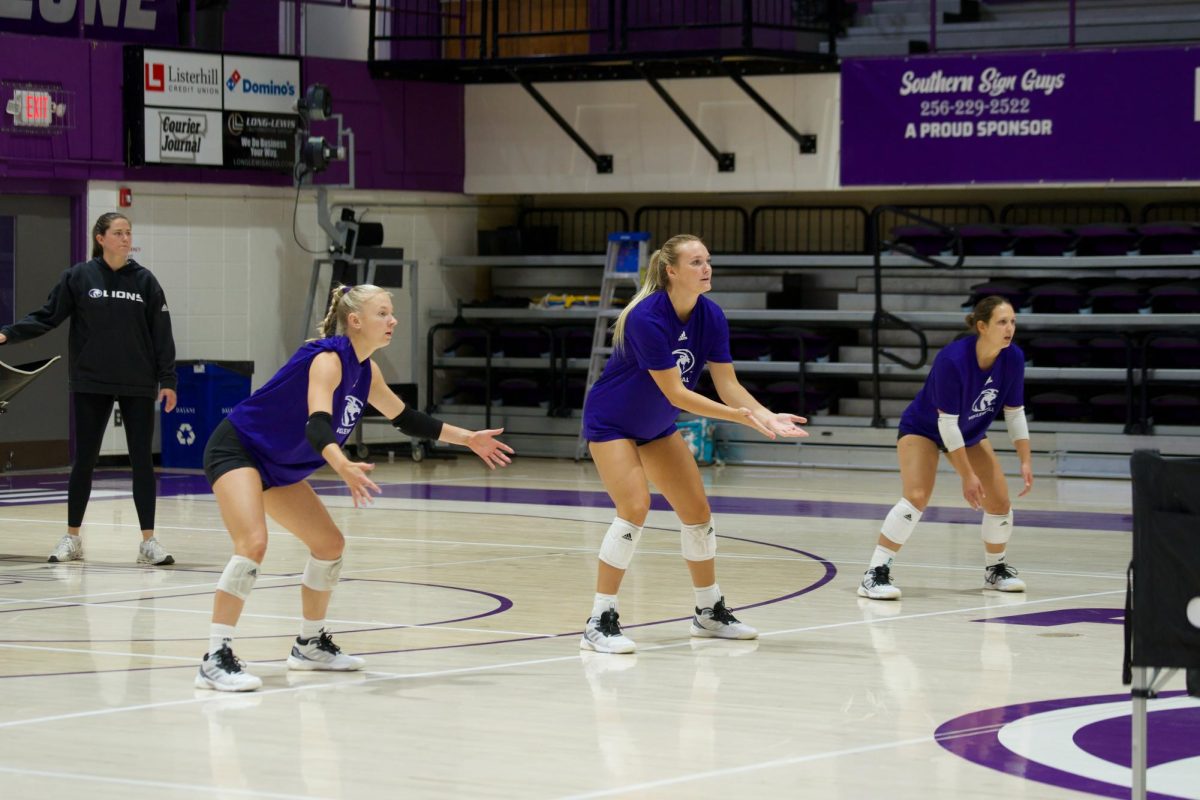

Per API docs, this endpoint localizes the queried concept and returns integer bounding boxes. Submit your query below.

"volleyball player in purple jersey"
[859,296,1033,601]
[579,234,808,654]
[195,284,513,691]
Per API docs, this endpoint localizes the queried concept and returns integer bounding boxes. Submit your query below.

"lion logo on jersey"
[972,387,999,414]
[341,395,364,430]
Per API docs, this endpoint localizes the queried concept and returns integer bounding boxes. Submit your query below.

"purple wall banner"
[841,46,1200,185]
[0,0,177,44]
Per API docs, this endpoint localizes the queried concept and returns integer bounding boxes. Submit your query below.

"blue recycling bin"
[161,360,253,469]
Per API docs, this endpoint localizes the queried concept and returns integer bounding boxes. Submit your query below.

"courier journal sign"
[125,47,299,172]
[840,46,1200,185]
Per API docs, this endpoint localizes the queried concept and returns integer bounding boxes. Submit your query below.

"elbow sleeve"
[305,411,339,455]
[937,412,966,452]
[1004,406,1030,442]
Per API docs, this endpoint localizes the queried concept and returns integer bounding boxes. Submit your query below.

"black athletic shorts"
[896,428,986,454]
[204,418,268,489]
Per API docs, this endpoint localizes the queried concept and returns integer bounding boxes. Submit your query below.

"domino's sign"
[223,55,299,114]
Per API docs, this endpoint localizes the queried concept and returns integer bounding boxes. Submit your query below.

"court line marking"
[0,764,333,800]
[0,587,1125,731]
[556,734,935,800]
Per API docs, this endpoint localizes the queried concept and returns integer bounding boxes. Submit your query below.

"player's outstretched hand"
[1017,461,1034,497]
[756,411,809,439]
[337,460,381,508]
[737,407,776,439]
[466,428,514,470]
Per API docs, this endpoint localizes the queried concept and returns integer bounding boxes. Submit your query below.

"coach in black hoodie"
[0,212,178,566]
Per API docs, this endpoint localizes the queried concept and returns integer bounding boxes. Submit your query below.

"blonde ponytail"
[313,283,389,339]
[611,234,701,351]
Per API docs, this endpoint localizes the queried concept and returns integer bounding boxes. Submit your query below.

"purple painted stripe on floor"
[0,470,1133,532]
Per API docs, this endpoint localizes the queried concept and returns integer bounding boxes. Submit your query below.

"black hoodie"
[1,258,177,397]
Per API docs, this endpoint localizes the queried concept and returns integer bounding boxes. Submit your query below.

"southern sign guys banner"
[840,46,1200,185]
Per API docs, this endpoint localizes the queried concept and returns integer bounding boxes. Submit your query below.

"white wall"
[86,182,481,454]
[465,74,841,194]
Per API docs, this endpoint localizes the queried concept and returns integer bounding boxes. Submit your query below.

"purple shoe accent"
[974,608,1124,627]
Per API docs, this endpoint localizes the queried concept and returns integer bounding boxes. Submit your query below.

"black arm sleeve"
[391,406,445,441]
[305,411,339,455]
[146,277,177,390]
[1,268,75,343]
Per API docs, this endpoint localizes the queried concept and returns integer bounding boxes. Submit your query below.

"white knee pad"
[880,498,922,546]
[681,519,717,562]
[302,556,343,592]
[982,509,1014,545]
[217,555,260,600]
[598,518,642,570]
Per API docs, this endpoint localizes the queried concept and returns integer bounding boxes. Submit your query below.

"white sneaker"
[580,609,637,654]
[691,598,758,639]
[858,565,902,600]
[984,562,1026,592]
[286,629,365,671]
[195,645,262,692]
[136,537,175,566]
[47,534,82,563]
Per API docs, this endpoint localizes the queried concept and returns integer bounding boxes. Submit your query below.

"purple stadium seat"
[1088,281,1148,314]
[890,224,952,256]
[1148,281,1200,314]
[957,224,1011,256]
[560,327,594,358]
[1149,394,1200,426]
[1148,337,1200,369]
[1136,222,1200,255]
[1073,223,1138,256]
[967,279,1029,309]
[1029,282,1088,313]
[496,377,545,407]
[1088,393,1129,423]
[441,376,487,405]
[1011,225,1075,256]
[1029,391,1086,422]
[1028,337,1089,367]
[770,328,832,362]
[496,329,550,358]
[1089,336,1137,368]
[762,380,830,414]
[442,330,490,357]
[729,331,772,361]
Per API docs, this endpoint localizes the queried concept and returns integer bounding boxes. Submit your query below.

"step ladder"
[574,232,651,460]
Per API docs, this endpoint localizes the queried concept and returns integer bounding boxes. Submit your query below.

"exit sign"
[5,89,58,128]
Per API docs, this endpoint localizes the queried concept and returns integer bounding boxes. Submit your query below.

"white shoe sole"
[857,585,902,600]
[985,583,1026,593]
[194,672,261,692]
[137,554,175,565]
[689,625,758,640]
[579,636,636,654]
[286,655,364,671]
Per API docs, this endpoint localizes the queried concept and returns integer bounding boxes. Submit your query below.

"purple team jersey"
[227,337,373,487]
[899,336,1025,447]
[583,291,731,442]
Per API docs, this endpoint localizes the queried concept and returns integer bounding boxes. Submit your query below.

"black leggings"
[69,393,156,530]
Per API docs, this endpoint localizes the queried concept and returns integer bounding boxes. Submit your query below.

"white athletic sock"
[591,593,618,618]
[869,545,897,569]
[208,623,236,655]
[694,583,721,609]
[300,619,325,642]
[985,550,1007,568]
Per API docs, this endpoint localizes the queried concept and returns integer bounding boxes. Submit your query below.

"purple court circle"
[935,690,1199,800]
